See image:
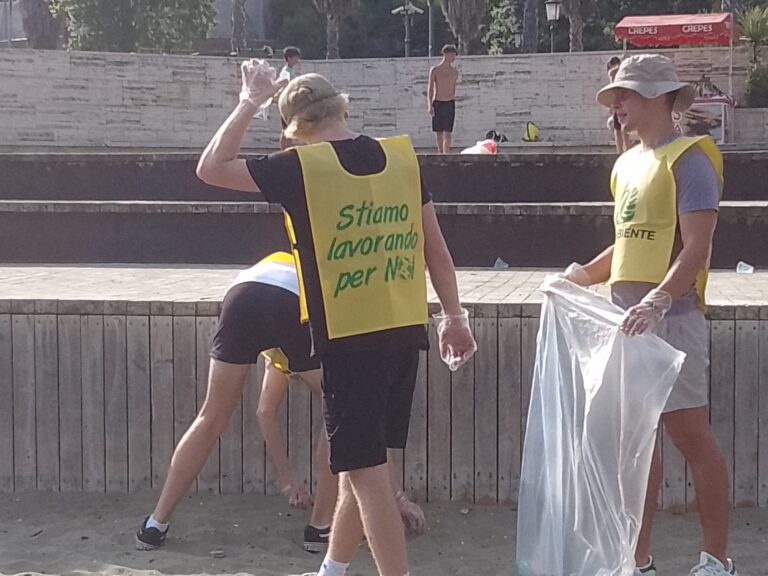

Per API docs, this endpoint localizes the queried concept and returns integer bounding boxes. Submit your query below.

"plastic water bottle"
[736,261,755,274]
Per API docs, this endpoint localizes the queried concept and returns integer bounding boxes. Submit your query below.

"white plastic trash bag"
[516,277,685,576]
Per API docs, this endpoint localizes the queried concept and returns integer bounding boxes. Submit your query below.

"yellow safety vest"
[262,347,294,375]
[610,135,723,307]
[287,135,428,340]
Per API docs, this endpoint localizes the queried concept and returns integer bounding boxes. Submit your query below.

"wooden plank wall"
[1,301,766,508]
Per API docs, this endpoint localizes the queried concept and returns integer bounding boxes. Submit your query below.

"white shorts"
[655,309,709,413]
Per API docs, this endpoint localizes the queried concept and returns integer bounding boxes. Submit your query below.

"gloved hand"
[541,262,592,292]
[280,482,313,509]
[239,59,287,108]
[620,288,672,336]
[562,262,592,286]
[396,491,426,535]
[434,308,477,371]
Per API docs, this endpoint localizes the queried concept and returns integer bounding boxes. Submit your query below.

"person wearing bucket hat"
[557,54,737,576]
[196,60,476,576]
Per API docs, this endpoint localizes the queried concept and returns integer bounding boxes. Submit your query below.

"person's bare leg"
[348,463,408,576]
[151,359,249,522]
[325,473,365,564]
[635,433,662,566]
[298,369,339,528]
[664,407,730,565]
[310,430,338,528]
[443,132,452,154]
[435,132,443,154]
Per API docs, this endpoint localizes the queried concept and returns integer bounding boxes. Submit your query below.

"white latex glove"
[396,491,426,535]
[540,262,591,292]
[620,288,672,336]
[239,59,288,109]
[434,308,477,372]
[280,482,313,509]
[562,262,592,286]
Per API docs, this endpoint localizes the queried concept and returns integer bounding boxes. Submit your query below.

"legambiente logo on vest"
[615,187,656,241]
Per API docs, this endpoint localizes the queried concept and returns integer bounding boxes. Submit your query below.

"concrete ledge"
[1,201,766,267]
[2,151,767,203]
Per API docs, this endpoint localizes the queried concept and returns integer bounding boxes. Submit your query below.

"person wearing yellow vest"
[196,61,476,576]
[135,252,427,554]
[561,55,736,576]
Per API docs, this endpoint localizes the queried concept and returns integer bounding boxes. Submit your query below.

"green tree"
[231,0,246,53]
[739,5,768,62]
[482,0,518,54]
[438,0,487,53]
[521,0,538,52]
[20,0,62,48]
[312,0,358,59]
[560,0,596,51]
[51,0,215,53]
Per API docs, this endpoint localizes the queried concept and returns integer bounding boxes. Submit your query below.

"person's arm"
[656,210,717,299]
[196,59,284,192]
[581,244,614,285]
[196,101,261,192]
[422,201,477,370]
[422,201,461,315]
[427,67,436,114]
[256,364,312,508]
[386,450,426,535]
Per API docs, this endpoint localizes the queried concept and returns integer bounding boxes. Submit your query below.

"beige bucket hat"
[596,54,695,112]
[278,73,340,124]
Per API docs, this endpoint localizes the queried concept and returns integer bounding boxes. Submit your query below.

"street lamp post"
[514,24,523,51]
[427,0,433,58]
[392,1,424,58]
[545,0,561,53]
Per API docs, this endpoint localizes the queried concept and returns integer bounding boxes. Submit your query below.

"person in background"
[279,46,302,150]
[427,44,460,154]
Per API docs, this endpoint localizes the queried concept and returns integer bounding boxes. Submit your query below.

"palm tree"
[438,0,487,54]
[560,0,596,52]
[20,0,61,49]
[312,0,357,59]
[231,0,247,54]
[739,6,768,63]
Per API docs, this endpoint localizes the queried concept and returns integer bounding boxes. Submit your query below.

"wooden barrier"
[1,300,767,508]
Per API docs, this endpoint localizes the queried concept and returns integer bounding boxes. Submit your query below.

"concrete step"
[1,201,765,268]
[2,150,767,202]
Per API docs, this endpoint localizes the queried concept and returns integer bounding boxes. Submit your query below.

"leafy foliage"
[437,0,488,53]
[51,0,215,52]
[482,0,518,54]
[740,5,768,62]
[746,60,768,104]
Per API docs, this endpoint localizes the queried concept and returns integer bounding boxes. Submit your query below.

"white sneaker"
[634,555,656,576]
[689,551,737,576]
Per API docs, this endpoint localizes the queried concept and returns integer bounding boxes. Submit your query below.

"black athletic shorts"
[432,100,455,133]
[321,346,420,474]
[210,282,319,372]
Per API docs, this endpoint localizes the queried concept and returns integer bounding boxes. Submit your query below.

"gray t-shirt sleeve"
[673,147,720,214]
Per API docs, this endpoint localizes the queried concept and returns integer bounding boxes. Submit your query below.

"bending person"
[135,252,424,553]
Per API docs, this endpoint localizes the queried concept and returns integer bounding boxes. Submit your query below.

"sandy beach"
[0,492,766,576]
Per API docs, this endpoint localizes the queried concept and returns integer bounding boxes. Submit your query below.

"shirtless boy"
[427,44,459,154]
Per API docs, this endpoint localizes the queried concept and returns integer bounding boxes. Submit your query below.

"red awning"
[614,13,732,47]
